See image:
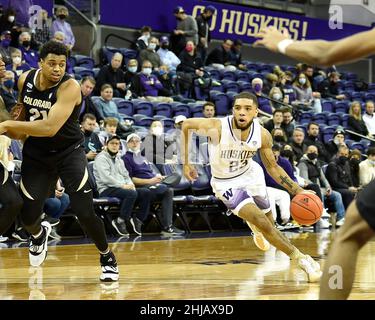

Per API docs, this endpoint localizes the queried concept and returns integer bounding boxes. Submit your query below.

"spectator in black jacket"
[281,107,295,140]
[291,128,307,162]
[95,52,126,97]
[229,39,247,71]
[264,109,283,133]
[304,122,330,163]
[348,101,369,141]
[317,71,346,100]
[195,5,216,63]
[79,76,104,123]
[80,113,103,162]
[326,145,358,208]
[135,26,152,52]
[325,128,347,161]
[206,39,236,71]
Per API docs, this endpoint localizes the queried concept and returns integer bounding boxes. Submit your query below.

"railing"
[104,33,136,49]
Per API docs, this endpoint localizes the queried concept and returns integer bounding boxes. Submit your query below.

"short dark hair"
[82,113,96,123]
[234,39,243,46]
[367,147,375,156]
[233,92,258,108]
[81,76,96,85]
[307,122,319,130]
[39,40,68,60]
[273,109,283,116]
[141,26,152,33]
[203,101,216,109]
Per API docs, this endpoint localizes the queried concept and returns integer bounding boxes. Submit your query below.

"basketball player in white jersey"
[255,25,375,299]
[182,92,322,282]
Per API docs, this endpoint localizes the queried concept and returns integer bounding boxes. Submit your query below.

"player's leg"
[58,148,118,281]
[320,182,375,299]
[19,156,55,266]
[0,166,23,234]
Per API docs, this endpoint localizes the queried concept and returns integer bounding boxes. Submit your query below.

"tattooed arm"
[259,127,304,196]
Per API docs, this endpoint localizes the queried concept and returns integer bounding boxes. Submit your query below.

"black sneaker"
[100,251,119,282]
[12,227,29,242]
[111,218,129,236]
[130,217,142,236]
[161,225,185,236]
[29,221,52,267]
[44,216,60,227]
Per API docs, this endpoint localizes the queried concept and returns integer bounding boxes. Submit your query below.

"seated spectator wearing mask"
[252,77,273,115]
[136,26,152,51]
[0,70,16,112]
[18,31,39,68]
[157,36,180,73]
[269,87,286,111]
[304,122,330,163]
[326,128,347,161]
[271,128,288,148]
[94,135,152,237]
[349,149,362,188]
[124,59,138,86]
[359,147,375,187]
[292,73,322,113]
[291,128,307,162]
[51,6,75,50]
[80,113,103,162]
[140,37,162,71]
[7,47,31,81]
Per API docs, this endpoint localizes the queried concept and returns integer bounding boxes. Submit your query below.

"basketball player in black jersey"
[0,41,118,282]
[256,26,375,298]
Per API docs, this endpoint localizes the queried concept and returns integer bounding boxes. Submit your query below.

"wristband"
[277,39,294,54]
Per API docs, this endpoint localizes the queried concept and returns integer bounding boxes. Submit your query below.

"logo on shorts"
[83,189,92,193]
[222,188,233,201]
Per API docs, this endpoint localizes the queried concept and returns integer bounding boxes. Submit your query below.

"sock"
[100,248,110,255]
[289,248,304,260]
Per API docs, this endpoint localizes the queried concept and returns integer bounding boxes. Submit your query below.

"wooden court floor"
[0,230,375,300]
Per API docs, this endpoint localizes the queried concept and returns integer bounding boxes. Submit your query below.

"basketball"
[290,193,323,226]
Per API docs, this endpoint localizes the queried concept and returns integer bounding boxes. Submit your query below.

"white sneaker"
[0,235,8,242]
[316,218,330,229]
[29,221,52,267]
[321,208,330,218]
[336,218,345,227]
[247,223,270,251]
[298,255,322,283]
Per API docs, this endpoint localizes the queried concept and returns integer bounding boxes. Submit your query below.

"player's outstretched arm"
[254,26,375,66]
[181,118,221,181]
[259,127,304,196]
[0,79,81,137]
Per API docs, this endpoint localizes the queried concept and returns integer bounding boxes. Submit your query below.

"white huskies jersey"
[209,116,262,179]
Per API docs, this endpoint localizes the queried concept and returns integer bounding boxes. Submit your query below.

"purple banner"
[100,0,369,42]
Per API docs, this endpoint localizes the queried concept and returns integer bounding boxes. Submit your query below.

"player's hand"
[183,164,198,182]
[253,26,290,52]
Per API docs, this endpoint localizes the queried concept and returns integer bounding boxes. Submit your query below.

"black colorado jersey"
[21,69,84,153]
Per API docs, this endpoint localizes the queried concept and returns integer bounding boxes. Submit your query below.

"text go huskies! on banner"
[100,0,370,43]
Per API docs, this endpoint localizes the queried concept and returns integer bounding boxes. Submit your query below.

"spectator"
[169,115,186,163]
[157,65,177,97]
[140,37,162,70]
[81,113,103,162]
[95,52,127,97]
[98,117,125,154]
[0,70,16,112]
[269,87,287,110]
[348,101,369,141]
[263,73,278,94]
[123,133,185,236]
[229,39,247,71]
[318,71,346,100]
[206,39,236,71]
[264,109,283,133]
[349,149,362,188]
[304,122,329,163]
[18,31,39,68]
[124,58,138,86]
[0,30,12,52]
[271,127,288,147]
[95,84,124,121]
[79,76,104,123]
[359,147,375,187]
[202,101,215,118]
[94,135,151,236]
[326,145,358,209]
[172,6,198,55]
[297,145,345,226]
[7,47,31,81]
[32,9,51,47]
[281,107,295,139]
[195,5,216,63]
[0,8,16,34]
[363,100,375,138]
[51,6,75,50]
[325,128,347,161]
[302,64,322,95]
[3,0,32,27]
[136,26,152,52]
[292,73,322,113]
[279,70,295,103]
[291,128,307,162]
[157,36,180,73]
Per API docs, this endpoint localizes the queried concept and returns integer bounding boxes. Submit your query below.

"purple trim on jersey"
[221,189,249,210]
[227,117,236,142]
[246,121,255,144]
[253,195,270,210]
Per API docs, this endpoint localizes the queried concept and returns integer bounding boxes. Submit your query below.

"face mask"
[273,93,281,100]
[281,150,294,159]
[107,149,118,157]
[274,136,284,142]
[152,127,163,136]
[307,153,318,160]
[128,147,140,153]
[161,44,169,50]
[299,78,306,85]
[12,56,21,65]
[128,66,137,73]
[142,68,152,76]
[253,83,262,93]
[333,138,341,145]
[58,14,66,19]
[8,16,14,23]
[1,39,10,48]
[4,79,14,88]
[22,40,30,48]
[148,43,156,50]
[185,45,193,52]
[338,156,348,164]
[159,69,166,76]
[350,158,360,166]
